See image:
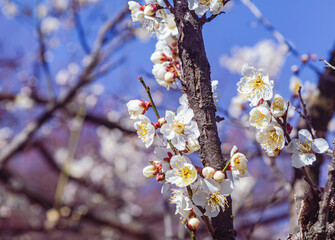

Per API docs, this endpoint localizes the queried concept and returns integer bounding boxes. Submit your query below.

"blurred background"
[0,0,335,239]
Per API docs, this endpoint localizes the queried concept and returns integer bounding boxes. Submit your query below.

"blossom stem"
[138,76,160,119]
[186,226,196,240]
[301,167,317,190]
[201,216,215,238]
[186,186,215,239]
[138,76,176,151]
[298,86,316,138]
[222,158,231,173]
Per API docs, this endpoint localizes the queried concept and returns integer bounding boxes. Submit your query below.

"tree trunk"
[173,1,235,239]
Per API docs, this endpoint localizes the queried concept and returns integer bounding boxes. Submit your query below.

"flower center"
[173,120,186,134]
[179,166,195,185]
[252,75,265,92]
[272,98,284,111]
[138,123,148,141]
[233,157,246,174]
[200,0,211,6]
[260,129,283,151]
[251,110,266,125]
[297,139,312,153]
[207,192,228,213]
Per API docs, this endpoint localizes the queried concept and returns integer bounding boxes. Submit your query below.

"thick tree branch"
[173,1,234,239]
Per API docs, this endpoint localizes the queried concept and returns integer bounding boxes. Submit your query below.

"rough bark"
[173,1,235,239]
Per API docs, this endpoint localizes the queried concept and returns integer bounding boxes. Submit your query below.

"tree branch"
[173,1,234,239]
[0,9,130,168]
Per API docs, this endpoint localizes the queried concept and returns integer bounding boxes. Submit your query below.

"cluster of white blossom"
[127,93,245,229]
[127,0,245,232]
[126,75,248,230]
[129,0,181,89]
[237,64,329,168]
[220,39,288,78]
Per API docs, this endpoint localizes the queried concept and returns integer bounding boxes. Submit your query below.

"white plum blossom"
[289,76,302,96]
[145,0,164,6]
[230,146,248,179]
[220,40,288,78]
[286,129,329,168]
[128,1,162,32]
[156,13,179,39]
[179,94,189,107]
[228,93,248,119]
[150,48,172,64]
[134,115,155,148]
[202,166,215,179]
[270,94,288,117]
[160,107,200,150]
[193,179,233,217]
[128,1,144,22]
[126,99,151,119]
[53,0,69,11]
[165,155,197,187]
[41,16,60,35]
[152,62,178,90]
[256,123,285,157]
[237,64,274,106]
[188,0,224,16]
[249,106,271,129]
[211,80,221,106]
[213,171,225,182]
[183,138,200,154]
[188,217,200,231]
[143,165,158,178]
[169,188,194,218]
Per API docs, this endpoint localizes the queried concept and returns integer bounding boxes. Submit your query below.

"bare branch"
[298,86,316,138]
[320,57,335,71]
[162,0,174,12]
[0,8,130,168]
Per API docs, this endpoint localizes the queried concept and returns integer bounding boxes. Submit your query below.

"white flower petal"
[291,153,316,168]
[298,129,313,141]
[286,139,299,153]
[312,138,329,153]
[220,179,233,195]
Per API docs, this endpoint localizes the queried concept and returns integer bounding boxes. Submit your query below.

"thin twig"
[36,22,55,102]
[301,167,317,191]
[203,12,224,24]
[246,185,284,239]
[320,58,335,71]
[0,9,130,167]
[162,0,174,13]
[73,7,91,54]
[54,104,86,209]
[298,86,316,138]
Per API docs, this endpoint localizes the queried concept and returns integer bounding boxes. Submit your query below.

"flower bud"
[143,165,157,178]
[309,53,317,60]
[158,117,166,127]
[156,173,165,182]
[164,71,175,82]
[291,65,299,74]
[188,217,200,231]
[126,99,150,119]
[150,51,163,64]
[202,166,215,179]
[213,171,225,182]
[144,5,155,16]
[183,138,200,154]
[301,54,309,64]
